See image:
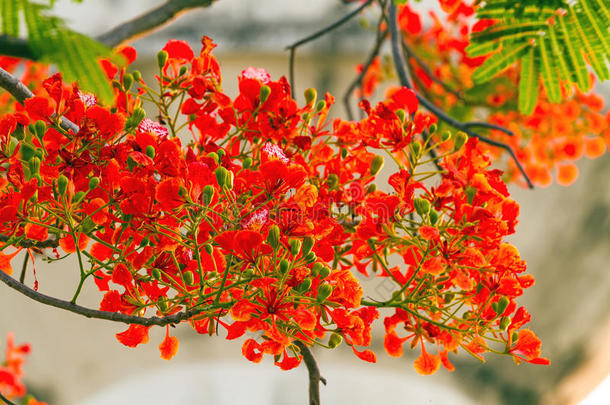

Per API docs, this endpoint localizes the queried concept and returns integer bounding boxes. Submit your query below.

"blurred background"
[1,1,609,404]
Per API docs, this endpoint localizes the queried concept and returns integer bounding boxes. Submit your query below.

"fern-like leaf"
[518,46,538,115]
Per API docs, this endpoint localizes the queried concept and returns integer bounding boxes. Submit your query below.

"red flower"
[116,325,151,348]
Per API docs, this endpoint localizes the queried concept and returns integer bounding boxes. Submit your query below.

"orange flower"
[294,184,318,209]
[59,233,89,253]
[116,325,150,347]
[159,328,179,360]
[584,137,606,159]
[0,250,20,275]
[557,163,578,186]
[414,345,441,375]
[510,329,550,365]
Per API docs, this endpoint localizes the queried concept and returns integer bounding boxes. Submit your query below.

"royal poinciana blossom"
[0,34,550,385]
[0,334,46,405]
[358,1,609,187]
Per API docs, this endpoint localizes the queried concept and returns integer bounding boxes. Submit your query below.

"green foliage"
[0,0,119,104]
[468,0,610,114]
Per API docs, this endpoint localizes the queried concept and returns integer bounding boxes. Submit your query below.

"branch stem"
[295,341,327,405]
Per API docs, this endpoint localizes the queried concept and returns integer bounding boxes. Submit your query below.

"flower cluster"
[358,0,608,187]
[0,35,547,375]
[0,334,46,405]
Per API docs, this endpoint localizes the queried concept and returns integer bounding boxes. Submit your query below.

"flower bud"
[158,297,168,312]
[279,259,290,274]
[495,296,510,315]
[290,239,302,256]
[302,237,314,256]
[311,262,324,277]
[327,173,339,189]
[57,175,69,196]
[145,145,155,159]
[410,141,422,159]
[454,131,468,150]
[370,155,384,175]
[183,271,194,285]
[215,167,227,188]
[202,185,215,205]
[34,120,46,139]
[413,197,430,216]
[428,123,437,134]
[225,170,234,190]
[304,88,317,105]
[441,130,452,142]
[328,333,343,348]
[395,109,406,122]
[204,244,213,255]
[179,65,188,76]
[73,191,85,204]
[259,85,271,103]
[303,252,317,263]
[207,152,219,164]
[317,283,333,302]
[429,209,439,225]
[242,268,254,279]
[20,143,35,161]
[152,268,162,280]
[132,70,142,81]
[298,278,312,292]
[267,225,280,250]
[243,157,252,169]
[157,50,169,68]
[315,100,326,112]
[366,184,376,194]
[28,157,41,175]
[122,73,133,91]
[319,266,331,279]
[88,177,100,190]
[216,149,225,160]
[499,316,511,331]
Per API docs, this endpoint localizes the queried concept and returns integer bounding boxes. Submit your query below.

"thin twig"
[295,341,326,405]
[343,24,387,120]
[0,235,59,250]
[286,0,374,97]
[401,40,465,102]
[0,68,79,133]
[19,251,29,284]
[0,392,17,405]
[0,269,203,326]
[0,0,215,59]
[386,2,532,188]
[463,121,514,136]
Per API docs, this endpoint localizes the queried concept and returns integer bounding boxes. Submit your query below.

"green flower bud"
[304,88,317,105]
[499,316,511,331]
[341,148,348,159]
[202,185,215,205]
[28,157,41,175]
[73,191,85,204]
[216,149,225,160]
[20,143,36,161]
[496,296,510,315]
[429,209,440,225]
[132,70,142,81]
[34,120,46,139]
[410,141,422,159]
[290,239,302,256]
[27,123,36,135]
[454,131,468,150]
[183,271,194,285]
[315,100,326,112]
[428,123,437,134]
[57,175,69,196]
[88,177,100,190]
[302,237,314,257]
[317,283,333,302]
[465,186,476,205]
[279,259,290,274]
[511,332,518,342]
[225,170,234,190]
[122,73,133,91]
[441,130,452,142]
[328,333,343,348]
[444,292,455,304]
[158,296,168,312]
[298,278,312,292]
[395,109,406,122]
[215,167,227,188]
[319,266,331,279]
[259,85,271,103]
[327,173,339,189]
[179,65,188,76]
[204,244,213,255]
[370,155,384,176]
[413,197,430,216]
[207,152,219,164]
[303,252,317,264]
[267,225,280,250]
[311,262,324,277]
[145,145,155,159]
[366,184,377,194]
[157,50,169,68]
[243,157,252,169]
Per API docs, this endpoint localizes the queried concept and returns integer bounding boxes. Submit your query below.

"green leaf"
[538,35,561,103]
[1,0,20,36]
[465,41,500,57]
[548,25,574,88]
[518,46,538,114]
[557,13,590,92]
[472,43,530,84]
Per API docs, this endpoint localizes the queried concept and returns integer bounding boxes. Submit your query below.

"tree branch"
[295,341,327,405]
[286,0,374,98]
[0,68,79,133]
[0,392,17,405]
[0,269,203,326]
[0,0,216,60]
[386,2,533,188]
